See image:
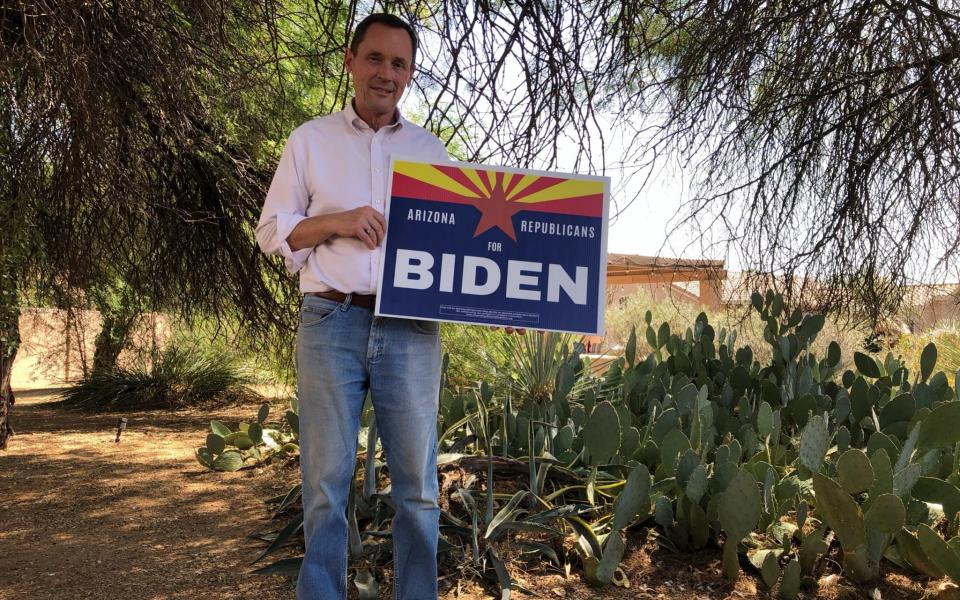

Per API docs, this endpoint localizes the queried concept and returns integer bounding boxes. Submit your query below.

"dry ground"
[0,390,939,599]
[1,390,300,600]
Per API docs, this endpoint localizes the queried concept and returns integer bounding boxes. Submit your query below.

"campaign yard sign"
[375,159,610,335]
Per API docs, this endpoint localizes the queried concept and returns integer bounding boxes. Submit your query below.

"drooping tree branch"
[3,0,958,373]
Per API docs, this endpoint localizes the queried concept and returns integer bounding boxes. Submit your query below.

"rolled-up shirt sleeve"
[256,131,313,274]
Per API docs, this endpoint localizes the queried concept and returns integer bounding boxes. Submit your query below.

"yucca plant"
[499,331,574,402]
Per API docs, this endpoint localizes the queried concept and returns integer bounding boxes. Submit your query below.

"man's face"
[345,23,414,121]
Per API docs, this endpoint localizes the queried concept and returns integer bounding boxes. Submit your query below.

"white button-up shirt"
[256,102,448,294]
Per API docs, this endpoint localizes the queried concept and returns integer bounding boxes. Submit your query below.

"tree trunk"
[91,287,141,374]
[91,311,137,373]
[0,283,19,450]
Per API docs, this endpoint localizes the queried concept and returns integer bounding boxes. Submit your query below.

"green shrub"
[58,345,255,409]
[440,323,508,389]
[168,319,296,388]
[898,322,960,379]
[604,287,706,350]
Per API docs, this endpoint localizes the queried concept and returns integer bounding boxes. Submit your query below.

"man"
[255,14,447,600]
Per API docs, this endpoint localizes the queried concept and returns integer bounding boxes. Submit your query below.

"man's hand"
[288,206,386,251]
[327,206,386,250]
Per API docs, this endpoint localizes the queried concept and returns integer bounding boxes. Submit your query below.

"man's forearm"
[286,206,386,251]
[287,215,337,251]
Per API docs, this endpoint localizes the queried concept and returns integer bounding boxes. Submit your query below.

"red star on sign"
[470,173,523,241]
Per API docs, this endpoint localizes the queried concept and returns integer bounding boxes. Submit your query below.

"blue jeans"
[295,294,441,600]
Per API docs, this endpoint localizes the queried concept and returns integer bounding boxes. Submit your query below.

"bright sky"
[407,15,953,283]
[409,19,730,267]
[606,167,694,257]
[551,114,738,268]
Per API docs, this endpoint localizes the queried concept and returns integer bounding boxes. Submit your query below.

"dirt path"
[0,390,299,600]
[0,391,933,600]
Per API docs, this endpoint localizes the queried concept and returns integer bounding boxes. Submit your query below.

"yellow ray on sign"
[514,178,605,203]
[460,167,490,196]
[394,161,482,199]
[484,169,498,192]
[505,175,540,201]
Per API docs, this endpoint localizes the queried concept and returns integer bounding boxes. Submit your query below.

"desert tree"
[401,0,960,323]
[4,0,958,446]
[0,0,343,447]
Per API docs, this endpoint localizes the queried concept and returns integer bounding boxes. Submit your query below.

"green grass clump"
[58,346,255,410]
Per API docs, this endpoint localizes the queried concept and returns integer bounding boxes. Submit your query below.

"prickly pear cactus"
[812,472,875,581]
[197,420,239,471]
[686,463,708,504]
[799,414,830,472]
[611,464,651,532]
[918,524,960,584]
[582,401,621,465]
[812,472,905,583]
[718,468,761,581]
[863,494,905,535]
[779,559,801,600]
[206,432,226,455]
[757,401,774,438]
[654,495,674,530]
[836,449,875,494]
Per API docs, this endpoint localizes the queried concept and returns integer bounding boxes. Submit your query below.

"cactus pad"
[920,342,938,382]
[212,450,244,472]
[654,496,674,529]
[761,550,780,589]
[893,463,921,499]
[812,472,866,550]
[686,463,708,504]
[918,524,960,584]
[206,433,225,456]
[869,449,894,496]
[719,468,761,542]
[836,449,875,494]
[863,493,905,535]
[582,401,621,465]
[611,464,651,532]
[799,414,830,472]
[758,401,774,438]
[196,447,214,468]
[918,401,960,451]
[779,559,800,599]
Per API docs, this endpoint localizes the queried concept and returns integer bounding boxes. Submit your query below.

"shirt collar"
[343,99,407,134]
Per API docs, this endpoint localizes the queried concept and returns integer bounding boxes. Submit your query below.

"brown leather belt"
[305,290,377,310]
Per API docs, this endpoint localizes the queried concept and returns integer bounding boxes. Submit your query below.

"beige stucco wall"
[908,295,960,331]
[12,308,168,390]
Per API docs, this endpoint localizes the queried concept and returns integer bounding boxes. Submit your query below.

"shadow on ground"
[0,391,299,600]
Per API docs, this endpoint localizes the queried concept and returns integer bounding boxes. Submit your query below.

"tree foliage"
[2,1,303,326]
[2,0,958,446]
[405,0,960,318]
[0,0,321,445]
[6,0,956,330]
